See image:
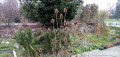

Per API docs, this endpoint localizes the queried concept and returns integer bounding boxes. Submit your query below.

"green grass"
[71,33,115,47]
[0,37,28,57]
[105,19,120,22]
[0,43,9,50]
[87,33,115,47]
[110,26,120,30]
[69,33,116,54]
[0,42,14,57]
[0,39,16,50]
[0,53,10,57]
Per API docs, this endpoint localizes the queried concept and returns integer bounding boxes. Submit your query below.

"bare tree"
[0,3,3,23]
[0,0,19,26]
[82,4,91,22]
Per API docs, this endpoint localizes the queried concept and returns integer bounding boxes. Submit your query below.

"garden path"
[72,46,120,57]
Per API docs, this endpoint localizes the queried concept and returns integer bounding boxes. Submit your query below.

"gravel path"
[72,46,120,57]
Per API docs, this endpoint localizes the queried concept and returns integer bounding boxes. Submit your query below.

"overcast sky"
[0,0,118,10]
[0,0,4,3]
[83,0,118,10]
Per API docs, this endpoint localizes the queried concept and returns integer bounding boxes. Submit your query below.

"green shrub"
[115,31,120,34]
[13,28,32,49]
[103,26,109,36]
[109,36,116,42]
[13,27,36,57]
[33,30,71,54]
[69,44,98,54]
[19,0,83,27]
[69,48,81,54]
[0,44,9,50]
[33,28,43,37]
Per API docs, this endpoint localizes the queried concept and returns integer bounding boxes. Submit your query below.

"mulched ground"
[0,23,46,37]
[0,22,95,37]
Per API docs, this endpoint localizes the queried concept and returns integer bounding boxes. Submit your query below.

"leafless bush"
[0,0,19,26]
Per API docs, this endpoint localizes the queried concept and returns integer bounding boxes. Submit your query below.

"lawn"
[105,19,120,22]
[71,33,115,47]
[69,33,116,54]
[110,26,120,30]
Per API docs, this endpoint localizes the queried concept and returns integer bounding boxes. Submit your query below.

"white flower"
[6,41,9,45]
